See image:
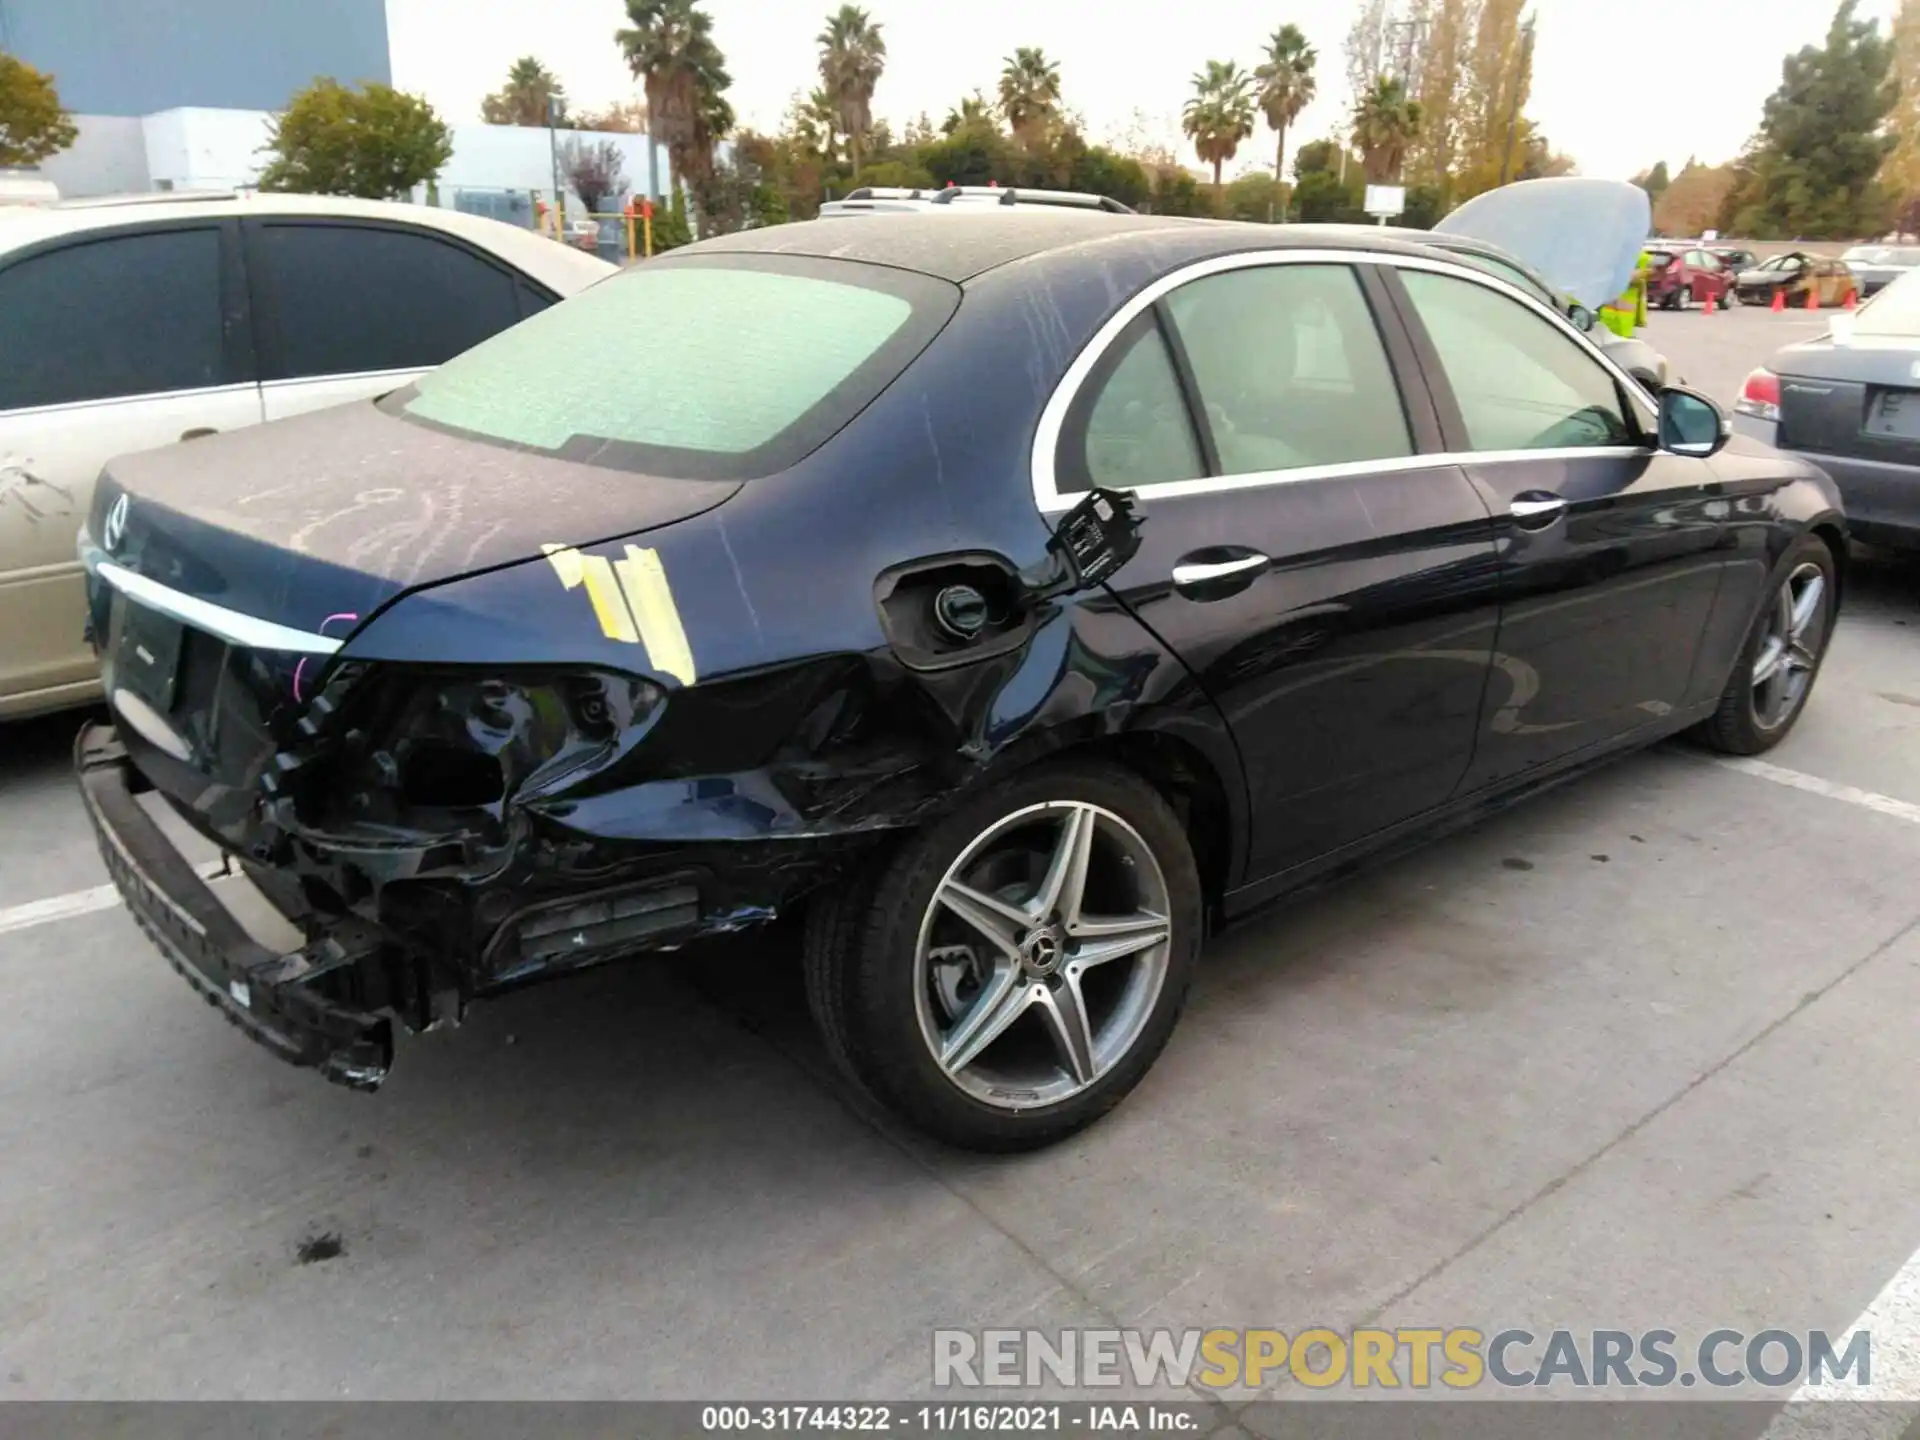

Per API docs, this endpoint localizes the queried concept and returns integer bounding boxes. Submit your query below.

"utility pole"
[1497,16,1535,188]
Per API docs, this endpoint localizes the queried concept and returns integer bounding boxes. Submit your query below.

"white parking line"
[0,861,226,939]
[1759,1243,1920,1434]
[1717,758,1920,827]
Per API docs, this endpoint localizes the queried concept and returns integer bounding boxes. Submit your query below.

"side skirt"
[1217,702,1720,930]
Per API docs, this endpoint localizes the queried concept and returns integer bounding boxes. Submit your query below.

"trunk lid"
[91,398,742,635]
[1771,334,1920,464]
[1435,177,1652,309]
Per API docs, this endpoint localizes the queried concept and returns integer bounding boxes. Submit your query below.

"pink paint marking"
[293,612,361,702]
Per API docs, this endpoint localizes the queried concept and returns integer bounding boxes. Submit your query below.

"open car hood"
[1436,178,1652,309]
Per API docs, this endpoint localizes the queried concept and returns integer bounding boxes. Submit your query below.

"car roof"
[0,190,613,293]
[686,210,1464,284]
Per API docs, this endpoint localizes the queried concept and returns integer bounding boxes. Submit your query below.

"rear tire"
[1694,534,1837,755]
[803,761,1203,1151]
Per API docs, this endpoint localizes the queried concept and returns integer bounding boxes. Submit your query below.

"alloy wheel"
[913,801,1173,1110]
[1751,561,1828,731]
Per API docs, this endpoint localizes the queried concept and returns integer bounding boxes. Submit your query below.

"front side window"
[1456,252,1556,308]
[1162,263,1412,477]
[249,222,525,381]
[1399,269,1636,452]
[396,253,957,480]
[0,227,225,412]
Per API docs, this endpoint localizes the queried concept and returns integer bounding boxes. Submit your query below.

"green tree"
[0,52,79,167]
[1351,75,1422,183]
[1224,171,1284,222]
[258,79,453,199]
[1292,137,1346,177]
[1632,159,1671,201]
[1254,24,1317,217]
[1735,0,1898,238]
[917,119,1013,186]
[1292,168,1362,221]
[616,0,734,201]
[1183,60,1257,190]
[942,92,994,136]
[480,57,566,127]
[998,47,1063,147]
[817,5,885,178]
[1070,146,1152,209]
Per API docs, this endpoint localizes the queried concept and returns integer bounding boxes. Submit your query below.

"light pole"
[547,94,564,236]
[1497,16,1536,188]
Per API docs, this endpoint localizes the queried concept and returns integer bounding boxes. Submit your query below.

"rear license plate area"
[1865,388,1920,441]
[110,595,185,712]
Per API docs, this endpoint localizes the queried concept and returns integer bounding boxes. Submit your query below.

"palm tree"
[817,6,886,178]
[942,92,994,136]
[997,47,1062,147]
[616,0,733,201]
[1182,60,1256,191]
[480,57,566,128]
[1254,25,1317,219]
[1350,75,1422,184]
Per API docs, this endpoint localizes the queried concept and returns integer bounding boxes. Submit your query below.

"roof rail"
[927,185,1134,214]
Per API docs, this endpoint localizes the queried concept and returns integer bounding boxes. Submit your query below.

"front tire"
[804,761,1203,1151]
[1694,534,1836,755]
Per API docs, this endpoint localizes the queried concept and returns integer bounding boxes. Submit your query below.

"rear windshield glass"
[391,253,958,479]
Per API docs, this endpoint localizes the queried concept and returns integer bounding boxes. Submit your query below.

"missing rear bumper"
[75,724,394,1089]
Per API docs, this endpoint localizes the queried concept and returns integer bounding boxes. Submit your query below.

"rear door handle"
[1509,494,1567,528]
[180,428,218,442]
[1172,550,1270,598]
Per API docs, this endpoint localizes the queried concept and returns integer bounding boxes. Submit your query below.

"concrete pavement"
[1,306,1917,1423]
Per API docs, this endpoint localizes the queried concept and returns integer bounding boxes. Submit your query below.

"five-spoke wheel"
[1697,533,1837,755]
[804,762,1202,1151]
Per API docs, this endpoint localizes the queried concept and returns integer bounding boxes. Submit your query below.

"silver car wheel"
[913,800,1173,1111]
[1751,561,1828,731]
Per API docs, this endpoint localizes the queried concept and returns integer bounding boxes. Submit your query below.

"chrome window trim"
[82,550,344,655]
[1030,246,1662,515]
[258,366,423,392]
[0,381,259,420]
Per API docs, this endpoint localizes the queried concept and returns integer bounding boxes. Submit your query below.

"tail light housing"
[1735,368,1781,423]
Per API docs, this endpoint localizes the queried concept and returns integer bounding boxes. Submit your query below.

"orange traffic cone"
[1845,288,1860,310]
[1805,287,1818,311]
[1704,290,1717,315]
[1770,287,1786,313]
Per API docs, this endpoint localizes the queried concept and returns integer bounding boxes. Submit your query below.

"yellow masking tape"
[542,543,640,645]
[614,545,697,686]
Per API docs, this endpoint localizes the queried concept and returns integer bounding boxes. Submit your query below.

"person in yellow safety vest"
[1598,249,1652,339]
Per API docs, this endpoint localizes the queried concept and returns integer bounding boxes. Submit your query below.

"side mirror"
[1658,385,1728,458]
[1567,303,1596,333]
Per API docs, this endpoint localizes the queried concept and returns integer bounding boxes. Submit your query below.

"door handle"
[1172,551,1270,597]
[180,427,218,442]
[1509,494,1567,527]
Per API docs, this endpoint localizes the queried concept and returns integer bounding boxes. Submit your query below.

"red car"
[1645,245,1735,310]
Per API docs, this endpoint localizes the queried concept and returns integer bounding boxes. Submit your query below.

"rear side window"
[1163,263,1412,476]
[249,222,525,381]
[0,227,225,411]
[1065,315,1206,494]
[396,254,958,480]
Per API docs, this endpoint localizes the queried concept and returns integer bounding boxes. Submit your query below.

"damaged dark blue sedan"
[78,200,1844,1150]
